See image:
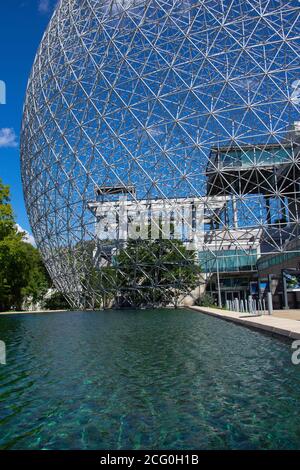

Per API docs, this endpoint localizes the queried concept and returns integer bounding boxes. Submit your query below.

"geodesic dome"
[21,0,300,309]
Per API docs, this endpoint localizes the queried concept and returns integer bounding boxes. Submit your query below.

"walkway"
[273,309,300,321]
[189,306,300,340]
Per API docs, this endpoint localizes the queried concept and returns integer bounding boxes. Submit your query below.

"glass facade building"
[199,249,258,274]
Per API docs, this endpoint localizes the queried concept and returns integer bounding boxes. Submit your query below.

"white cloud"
[38,0,58,14]
[0,128,18,148]
[16,224,36,246]
[38,0,59,16]
[38,0,50,13]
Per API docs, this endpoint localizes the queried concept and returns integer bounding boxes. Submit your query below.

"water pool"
[0,309,299,450]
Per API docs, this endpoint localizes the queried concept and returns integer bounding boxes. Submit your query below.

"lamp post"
[216,257,222,308]
[214,226,222,309]
[282,269,289,310]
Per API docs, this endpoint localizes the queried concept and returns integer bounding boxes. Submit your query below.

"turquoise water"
[0,309,300,450]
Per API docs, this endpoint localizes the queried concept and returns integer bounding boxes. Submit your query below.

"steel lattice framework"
[21,0,300,309]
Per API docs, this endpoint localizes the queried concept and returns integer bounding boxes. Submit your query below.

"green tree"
[0,178,51,311]
[114,239,201,308]
[81,243,119,309]
[44,292,70,310]
[0,236,35,310]
[21,242,51,304]
[82,238,200,309]
[0,179,16,239]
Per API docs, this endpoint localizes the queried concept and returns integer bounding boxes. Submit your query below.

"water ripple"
[0,309,300,449]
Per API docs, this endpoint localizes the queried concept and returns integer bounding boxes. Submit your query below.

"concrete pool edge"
[188,306,300,340]
[0,309,70,316]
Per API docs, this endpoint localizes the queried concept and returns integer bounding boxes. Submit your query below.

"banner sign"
[283,270,300,292]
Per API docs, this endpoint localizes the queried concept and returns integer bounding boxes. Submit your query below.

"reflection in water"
[0,309,300,450]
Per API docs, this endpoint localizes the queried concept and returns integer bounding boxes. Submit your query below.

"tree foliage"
[114,239,201,308]
[0,179,15,239]
[44,292,70,310]
[0,178,51,311]
[83,238,201,309]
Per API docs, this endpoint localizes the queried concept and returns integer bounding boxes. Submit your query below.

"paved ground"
[273,309,300,321]
[189,306,300,340]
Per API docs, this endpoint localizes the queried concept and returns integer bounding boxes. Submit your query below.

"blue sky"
[0,0,57,237]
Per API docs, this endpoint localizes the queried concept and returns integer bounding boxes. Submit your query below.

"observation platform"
[206,143,300,196]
